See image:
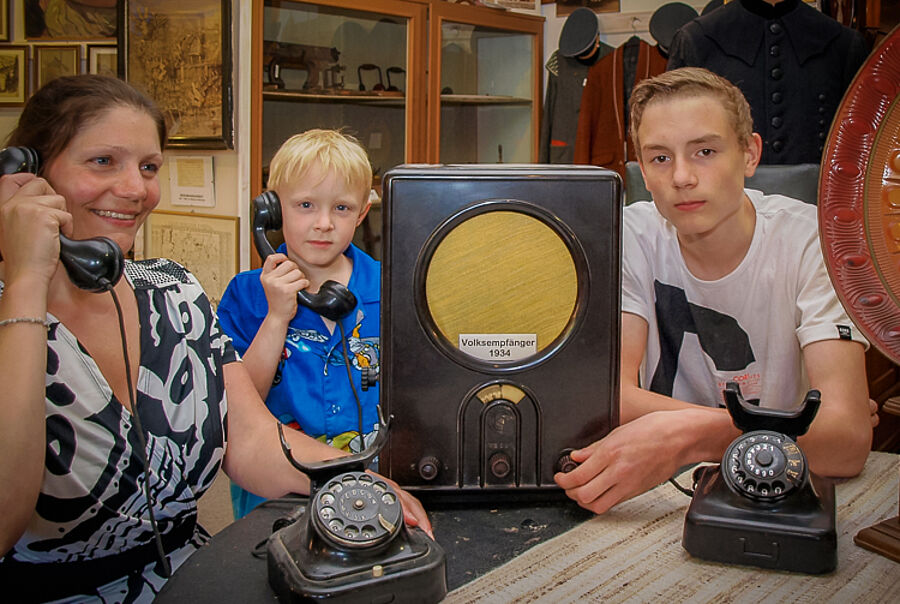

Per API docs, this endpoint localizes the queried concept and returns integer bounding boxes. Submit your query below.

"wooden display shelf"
[262,89,407,105]
[440,94,532,105]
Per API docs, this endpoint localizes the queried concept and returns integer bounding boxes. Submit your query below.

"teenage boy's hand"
[554,407,728,514]
[260,253,309,322]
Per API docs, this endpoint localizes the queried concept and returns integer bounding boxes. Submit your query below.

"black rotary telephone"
[251,191,357,322]
[0,146,123,292]
[682,382,837,574]
[267,411,447,603]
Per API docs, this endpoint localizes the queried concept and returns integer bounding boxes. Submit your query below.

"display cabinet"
[250,0,544,262]
[251,0,427,190]
[427,2,543,164]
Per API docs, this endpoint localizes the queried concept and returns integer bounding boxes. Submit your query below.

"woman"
[0,75,430,602]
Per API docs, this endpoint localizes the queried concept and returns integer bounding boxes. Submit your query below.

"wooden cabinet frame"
[250,0,428,199]
[426,1,543,163]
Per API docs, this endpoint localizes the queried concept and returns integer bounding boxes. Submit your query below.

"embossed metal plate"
[819,28,900,365]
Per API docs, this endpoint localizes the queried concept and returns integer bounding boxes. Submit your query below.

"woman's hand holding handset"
[0,172,71,287]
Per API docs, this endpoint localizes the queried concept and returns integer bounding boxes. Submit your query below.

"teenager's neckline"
[677,194,757,282]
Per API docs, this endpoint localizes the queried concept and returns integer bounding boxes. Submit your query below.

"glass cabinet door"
[256,0,426,187]
[428,3,543,164]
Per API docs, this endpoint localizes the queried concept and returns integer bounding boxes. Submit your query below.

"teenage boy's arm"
[555,314,874,514]
[618,315,874,474]
[554,312,738,514]
[240,254,308,400]
[795,338,871,477]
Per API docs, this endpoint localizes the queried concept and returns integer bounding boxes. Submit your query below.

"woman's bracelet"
[0,316,51,329]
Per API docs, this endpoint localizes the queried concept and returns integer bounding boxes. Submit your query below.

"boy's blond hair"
[268,129,372,203]
[629,67,754,156]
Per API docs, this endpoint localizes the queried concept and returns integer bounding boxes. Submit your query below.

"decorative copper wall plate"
[819,27,900,366]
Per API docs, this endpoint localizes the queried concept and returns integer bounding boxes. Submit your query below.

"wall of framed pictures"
[0,0,245,276]
[0,1,117,138]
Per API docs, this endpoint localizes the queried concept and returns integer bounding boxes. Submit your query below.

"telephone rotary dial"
[311,471,401,549]
[723,430,806,500]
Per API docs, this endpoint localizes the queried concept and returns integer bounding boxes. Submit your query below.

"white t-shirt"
[622,189,866,410]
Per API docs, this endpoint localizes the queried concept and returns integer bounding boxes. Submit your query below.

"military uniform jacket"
[667,0,868,165]
[574,38,668,178]
[539,44,613,164]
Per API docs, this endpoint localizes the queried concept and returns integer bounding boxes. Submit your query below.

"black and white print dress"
[0,259,237,603]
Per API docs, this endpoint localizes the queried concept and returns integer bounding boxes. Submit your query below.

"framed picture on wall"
[143,210,239,308]
[556,0,620,16]
[25,0,117,39]
[0,0,10,42]
[118,0,234,150]
[35,45,81,90]
[0,45,28,106]
[88,44,117,77]
[494,1,541,14]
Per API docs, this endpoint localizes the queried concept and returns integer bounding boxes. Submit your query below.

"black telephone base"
[683,465,836,575]
[267,520,447,603]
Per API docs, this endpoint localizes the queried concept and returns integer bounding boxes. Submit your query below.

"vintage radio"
[380,164,621,500]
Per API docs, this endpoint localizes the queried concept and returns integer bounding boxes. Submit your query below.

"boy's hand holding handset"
[259,252,308,323]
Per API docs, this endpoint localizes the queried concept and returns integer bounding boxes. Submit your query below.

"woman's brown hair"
[6,74,167,168]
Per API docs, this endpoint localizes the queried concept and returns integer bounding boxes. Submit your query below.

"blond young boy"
[555,68,876,514]
[218,129,379,518]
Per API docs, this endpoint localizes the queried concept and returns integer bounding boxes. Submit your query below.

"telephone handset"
[251,190,357,322]
[0,146,124,292]
[266,411,448,603]
[682,382,837,574]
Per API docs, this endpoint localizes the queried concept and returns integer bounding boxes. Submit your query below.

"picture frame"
[87,44,117,77]
[142,210,239,308]
[118,0,234,150]
[0,45,28,106]
[494,0,541,14]
[25,0,117,40]
[0,0,10,42]
[556,0,620,16]
[34,45,81,91]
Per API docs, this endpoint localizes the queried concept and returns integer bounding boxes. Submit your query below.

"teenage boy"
[218,129,380,518]
[555,67,876,514]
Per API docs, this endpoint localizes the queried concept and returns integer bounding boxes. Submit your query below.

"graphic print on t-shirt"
[649,281,755,398]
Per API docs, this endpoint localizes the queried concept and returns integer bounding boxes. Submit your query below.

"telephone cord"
[109,283,172,578]
[338,321,366,453]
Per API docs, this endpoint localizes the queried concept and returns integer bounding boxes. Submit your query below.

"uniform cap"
[649,2,699,54]
[559,7,599,58]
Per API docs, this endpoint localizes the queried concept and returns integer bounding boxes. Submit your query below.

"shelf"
[440,94,532,105]
[262,89,407,105]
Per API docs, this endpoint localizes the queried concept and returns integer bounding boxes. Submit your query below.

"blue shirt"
[217,244,380,517]
[218,243,381,438]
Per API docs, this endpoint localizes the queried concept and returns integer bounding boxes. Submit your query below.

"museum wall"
[1,1,884,274]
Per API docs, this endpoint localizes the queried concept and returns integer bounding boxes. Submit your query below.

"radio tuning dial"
[417,456,441,481]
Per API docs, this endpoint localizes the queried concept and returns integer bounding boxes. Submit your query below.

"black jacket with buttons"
[667,0,869,165]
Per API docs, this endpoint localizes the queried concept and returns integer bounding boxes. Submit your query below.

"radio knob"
[417,456,441,481]
[489,452,512,478]
[556,449,578,473]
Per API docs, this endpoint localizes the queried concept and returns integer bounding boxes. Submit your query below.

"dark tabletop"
[156,495,592,602]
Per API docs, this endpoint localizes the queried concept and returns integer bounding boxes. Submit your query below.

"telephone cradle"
[682,382,837,574]
[267,413,447,603]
